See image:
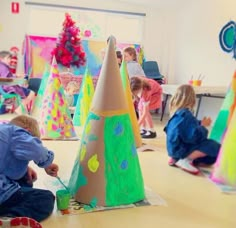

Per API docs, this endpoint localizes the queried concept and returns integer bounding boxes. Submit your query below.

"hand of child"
[45,163,59,177]
[201,117,212,127]
[27,166,37,184]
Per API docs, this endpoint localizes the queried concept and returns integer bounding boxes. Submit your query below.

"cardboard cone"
[38,57,77,140]
[68,36,145,206]
[31,64,50,117]
[209,71,236,143]
[73,67,94,126]
[211,108,236,186]
[120,60,142,147]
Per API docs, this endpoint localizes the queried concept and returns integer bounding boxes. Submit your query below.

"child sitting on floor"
[130,76,162,138]
[0,115,59,224]
[164,84,221,175]
[0,51,35,114]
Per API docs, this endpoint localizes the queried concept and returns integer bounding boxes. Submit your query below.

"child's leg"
[0,188,55,222]
[142,111,156,138]
[175,150,206,175]
[187,150,206,160]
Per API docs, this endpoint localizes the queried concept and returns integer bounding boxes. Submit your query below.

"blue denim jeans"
[0,174,55,222]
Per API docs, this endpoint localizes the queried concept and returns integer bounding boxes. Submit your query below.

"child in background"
[0,115,59,224]
[164,84,220,175]
[130,76,162,138]
[123,47,146,78]
[64,81,80,114]
[116,50,123,68]
[0,51,35,114]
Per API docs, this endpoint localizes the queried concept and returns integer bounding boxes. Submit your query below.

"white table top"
[161,84,228,96]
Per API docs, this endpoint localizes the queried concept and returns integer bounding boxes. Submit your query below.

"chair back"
[142,61,163,79]
[28,78,42,94]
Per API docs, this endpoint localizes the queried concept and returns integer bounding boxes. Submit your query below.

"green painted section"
[104,114,145,206]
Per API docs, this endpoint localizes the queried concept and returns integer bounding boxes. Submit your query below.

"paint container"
[56,189,71,210]
[192,80,202,86]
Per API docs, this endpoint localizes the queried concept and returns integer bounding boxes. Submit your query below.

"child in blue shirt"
[164,84,220,175]
[0,115,59,223]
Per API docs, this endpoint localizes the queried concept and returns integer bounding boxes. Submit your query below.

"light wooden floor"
[1,114,236,228]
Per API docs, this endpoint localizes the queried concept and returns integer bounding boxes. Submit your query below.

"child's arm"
[11,128,54,168]
[179,112,208,143]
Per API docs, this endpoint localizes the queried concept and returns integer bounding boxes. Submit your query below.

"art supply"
[192,80,202,86]
[56,189,71,210]
[56,176,70,192]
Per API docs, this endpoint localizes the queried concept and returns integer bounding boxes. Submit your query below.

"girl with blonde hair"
[164,84,220,174]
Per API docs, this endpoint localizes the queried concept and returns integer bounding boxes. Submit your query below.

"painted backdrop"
[24,35,142,78]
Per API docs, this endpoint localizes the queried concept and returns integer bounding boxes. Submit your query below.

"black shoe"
[140,129,147,135]
[142,131,157,139]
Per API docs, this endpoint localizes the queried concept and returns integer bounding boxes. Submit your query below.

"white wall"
[173,0,236,86]
[171,0,236,121]
[0,0,176,79]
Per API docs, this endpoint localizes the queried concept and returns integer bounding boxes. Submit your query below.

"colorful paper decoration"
[120,60,142,148]
[219,21,236,59]
[211,106,236,186]
[37,57,77,140]
[73,66,94,126]
[209,71,236,143]
[68,37,145,206]
[31,64,50,117]
[52,13,86,68]
[11,2,19,14]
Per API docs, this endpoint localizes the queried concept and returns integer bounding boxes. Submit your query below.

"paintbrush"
[56,176,70,192]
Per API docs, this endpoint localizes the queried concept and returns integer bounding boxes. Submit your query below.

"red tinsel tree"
[52,13,86,68]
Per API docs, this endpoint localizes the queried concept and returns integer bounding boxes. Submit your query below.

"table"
[161,84,227,121]
[0,78,26,85]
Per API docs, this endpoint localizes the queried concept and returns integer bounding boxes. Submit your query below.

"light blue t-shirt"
[0,124,54,204]
[127,61,146,78]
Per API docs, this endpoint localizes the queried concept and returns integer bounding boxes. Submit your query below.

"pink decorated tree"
[52,13,86,68]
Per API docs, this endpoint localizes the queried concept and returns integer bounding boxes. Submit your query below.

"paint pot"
[56,189,71,210]
[192,80,202,86]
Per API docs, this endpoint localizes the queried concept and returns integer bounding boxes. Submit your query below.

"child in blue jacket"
[0,115,59,224]
[164,84,220,175]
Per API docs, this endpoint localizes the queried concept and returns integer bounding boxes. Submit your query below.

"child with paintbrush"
[0,115,59,226]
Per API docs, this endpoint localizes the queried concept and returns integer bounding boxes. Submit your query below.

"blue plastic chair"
[142,61,164,84]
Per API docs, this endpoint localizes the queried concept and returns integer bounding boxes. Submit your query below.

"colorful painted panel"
[24,35,142,78]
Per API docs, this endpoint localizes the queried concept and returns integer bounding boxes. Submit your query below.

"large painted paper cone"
[68,36,145,206]
[31,64,50,117]
[211,108,236,186]
[120,60,142,148]
[38,57,77,140]
[73,67,94,126]
[209,71,236,143]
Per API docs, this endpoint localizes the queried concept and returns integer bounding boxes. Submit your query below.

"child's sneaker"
[141,131,156,139]
[168,158,177,166]
[0,217,42,228]
[175,158,199,175]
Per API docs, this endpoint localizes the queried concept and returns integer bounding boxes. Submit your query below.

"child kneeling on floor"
[0,115,59,224]
[164,84,220,175]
